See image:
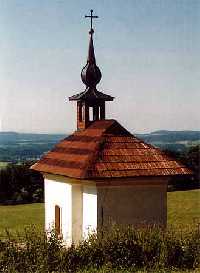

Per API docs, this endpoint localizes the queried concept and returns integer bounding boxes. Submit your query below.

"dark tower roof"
[69,9,114,102]
[81,31,102,88]
[69,88,114,102]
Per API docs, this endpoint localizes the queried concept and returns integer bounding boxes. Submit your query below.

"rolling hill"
[0,130,199,162]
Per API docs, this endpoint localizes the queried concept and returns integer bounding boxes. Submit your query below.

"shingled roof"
[31,120,191,179]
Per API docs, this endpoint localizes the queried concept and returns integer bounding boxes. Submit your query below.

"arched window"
[55,205,61,235]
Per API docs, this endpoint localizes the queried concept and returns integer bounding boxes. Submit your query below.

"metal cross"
[85,9,98,30]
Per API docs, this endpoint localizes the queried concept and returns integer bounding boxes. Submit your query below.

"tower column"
[77,101,82,122]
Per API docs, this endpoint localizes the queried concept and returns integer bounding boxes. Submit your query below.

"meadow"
[167,189,200,227]
[0,203,44,235]
[0,189,199,235]
[0,162,8,169]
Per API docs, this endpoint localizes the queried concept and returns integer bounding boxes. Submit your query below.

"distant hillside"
[0,132,65,144]
[136,130,200,153]
[136,130,200,143]
[0,132,66,162]
[0,130,199,162]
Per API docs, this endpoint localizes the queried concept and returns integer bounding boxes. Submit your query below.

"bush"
[164,228,200,270]
[0,225,199,272]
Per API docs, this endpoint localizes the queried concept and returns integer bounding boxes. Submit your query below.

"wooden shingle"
[31,119,192,179]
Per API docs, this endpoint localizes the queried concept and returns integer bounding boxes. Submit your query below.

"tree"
[165,145,200,191]
[0,161,44,204]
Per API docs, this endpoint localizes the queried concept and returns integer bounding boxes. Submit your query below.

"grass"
[0,189,199,236]
[167,189,200,227]
[0,203,44,236]
[0,161,8,169]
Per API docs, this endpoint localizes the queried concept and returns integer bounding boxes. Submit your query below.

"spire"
[87,31,96,64]
[81,10,102,89]
[69,9,114,131]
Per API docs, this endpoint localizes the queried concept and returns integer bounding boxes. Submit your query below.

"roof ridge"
[103,120,132,136]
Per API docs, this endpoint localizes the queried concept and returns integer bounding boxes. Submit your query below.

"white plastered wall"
[72,184,83,244]
[44,174,97,243]
[44,176,72,244]
[83,185,97,238]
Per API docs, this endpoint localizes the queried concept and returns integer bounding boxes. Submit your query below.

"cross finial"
[85,9,98,34]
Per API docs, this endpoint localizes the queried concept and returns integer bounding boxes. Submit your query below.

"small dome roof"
[81,31,102,88]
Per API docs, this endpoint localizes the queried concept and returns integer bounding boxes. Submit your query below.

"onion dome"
[81,29,102,88]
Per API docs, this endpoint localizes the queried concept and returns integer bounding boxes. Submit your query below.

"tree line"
[0,162,43,205]
[165,145,199,191]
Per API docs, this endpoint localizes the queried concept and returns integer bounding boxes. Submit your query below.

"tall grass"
[0,225,199,273]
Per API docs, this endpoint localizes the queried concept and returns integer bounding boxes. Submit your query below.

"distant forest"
[0,130,199,162]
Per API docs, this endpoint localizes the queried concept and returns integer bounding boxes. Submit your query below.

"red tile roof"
[31,120,192,179]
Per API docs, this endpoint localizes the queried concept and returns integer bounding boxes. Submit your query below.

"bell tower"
[69,9,114,130]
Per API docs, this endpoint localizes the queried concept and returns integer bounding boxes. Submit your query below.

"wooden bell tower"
[76,96,108,130]
[69,10,114,130]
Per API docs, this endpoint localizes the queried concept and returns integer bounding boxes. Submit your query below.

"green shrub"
[0,225,199,272]
[164,227,200,270]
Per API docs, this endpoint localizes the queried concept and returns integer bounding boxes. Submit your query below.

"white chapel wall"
[72,184,83,244]
[83,185,97,238]
[44,174,98,244]
[44,176,72,244]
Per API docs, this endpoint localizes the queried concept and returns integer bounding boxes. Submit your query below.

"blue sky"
[0,0,199,133]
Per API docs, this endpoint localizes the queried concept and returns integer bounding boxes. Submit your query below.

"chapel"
[31,10,191,245]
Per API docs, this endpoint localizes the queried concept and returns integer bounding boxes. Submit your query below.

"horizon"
[1,127,200,135]
[1,0,199,133]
